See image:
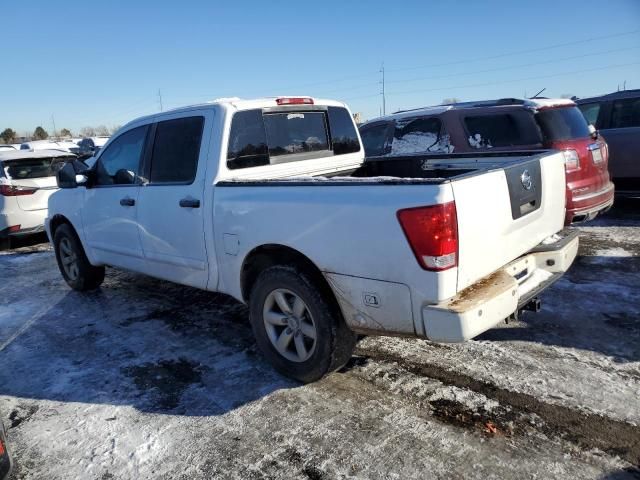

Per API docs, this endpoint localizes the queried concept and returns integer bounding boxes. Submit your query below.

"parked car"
[46,96,577,382]
[577,89,640,197]
[0,146,16,152]
[20,140,75,153]
[75,136,110,158]
[359,98,614,224]
[1,149,76,243]
[0,418,11,480]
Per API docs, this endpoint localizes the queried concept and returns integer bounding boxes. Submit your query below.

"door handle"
[179,198,200,208]
[120,197,135,207]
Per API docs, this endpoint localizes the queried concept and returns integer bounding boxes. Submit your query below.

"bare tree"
[80,127,96,137]
[94,125,109,136]
[109,125,121,135]
[441,97,460,105]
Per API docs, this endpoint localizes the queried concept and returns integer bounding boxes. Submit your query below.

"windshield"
[536,106,590,142]
[3,156,73,179]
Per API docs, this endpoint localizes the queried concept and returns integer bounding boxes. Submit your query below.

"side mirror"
[57,160,92,189]
[588,124,599,140]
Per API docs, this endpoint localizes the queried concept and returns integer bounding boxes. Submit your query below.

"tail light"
[276,97,314,105]
[562,149,580,171]
[397,202,458,271]
[0,184,38,196]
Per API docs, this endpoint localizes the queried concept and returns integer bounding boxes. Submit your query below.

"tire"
[53,223,105,291]
[249,265,357,383]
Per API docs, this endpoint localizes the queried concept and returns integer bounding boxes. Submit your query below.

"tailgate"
[452,152,566,292]
[14,177,58,211]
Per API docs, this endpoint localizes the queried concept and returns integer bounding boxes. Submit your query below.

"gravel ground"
[1,202,639,479]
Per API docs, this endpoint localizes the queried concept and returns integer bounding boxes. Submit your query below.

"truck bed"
[218,151,550,185]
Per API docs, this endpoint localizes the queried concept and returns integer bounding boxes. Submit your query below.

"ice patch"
[593,247,634,258]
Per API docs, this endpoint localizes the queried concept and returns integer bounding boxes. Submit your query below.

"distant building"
[352,112,363,125]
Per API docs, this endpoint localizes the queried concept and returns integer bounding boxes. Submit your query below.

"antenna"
[380,62,386,115]
[531,87,546,98]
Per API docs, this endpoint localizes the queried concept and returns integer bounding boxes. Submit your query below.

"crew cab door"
[135,113,212,288]
[82,125,149,268]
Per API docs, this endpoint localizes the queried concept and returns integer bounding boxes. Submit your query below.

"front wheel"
[53,224,105,291]
[249,265,356,383]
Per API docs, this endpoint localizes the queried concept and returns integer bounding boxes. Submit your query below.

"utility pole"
[380,62,386,116]
[51,114,57,138]
[158,89,163,112]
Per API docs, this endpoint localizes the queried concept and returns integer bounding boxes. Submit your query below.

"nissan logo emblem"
[520,170,533,190]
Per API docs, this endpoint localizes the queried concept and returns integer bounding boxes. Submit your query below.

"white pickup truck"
[46,96,578,382]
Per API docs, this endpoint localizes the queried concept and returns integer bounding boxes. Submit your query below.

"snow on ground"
[1,201,639,479]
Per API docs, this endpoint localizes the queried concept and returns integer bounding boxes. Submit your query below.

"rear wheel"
[53,223,105,291]
[249,265,356,383]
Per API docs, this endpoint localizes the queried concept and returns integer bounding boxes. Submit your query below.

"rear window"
[264,112,329,158]
[535,106,590,141]
[3,156,73,179]
[464,113,538,148]
[227,107,359,170]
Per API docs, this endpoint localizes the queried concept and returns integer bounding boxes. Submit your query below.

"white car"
[46,96,578,382]
[20,140,75,153]
[0,145,16,152]
[1,149,75,242]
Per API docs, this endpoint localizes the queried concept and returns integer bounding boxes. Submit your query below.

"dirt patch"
[281,446,329,480]
[8,405,39,429]
[122,358,204,411]
[429,398,515,437]
[356,347,640,465]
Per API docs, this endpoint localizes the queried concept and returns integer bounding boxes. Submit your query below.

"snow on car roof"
[360,105,453,126]
[0,149,76,161]
[524,98,576,109]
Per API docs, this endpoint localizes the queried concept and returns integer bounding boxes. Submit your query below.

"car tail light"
[562,149,580,171]
[0,184,38,196]
[8,225,21,233]
[275,97,314,105]
[397,202,458,271]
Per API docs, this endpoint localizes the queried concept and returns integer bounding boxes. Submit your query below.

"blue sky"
[3,0,640,135]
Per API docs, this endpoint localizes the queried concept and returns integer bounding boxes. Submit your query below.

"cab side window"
[94,126,148,186]
[149,116,204,184]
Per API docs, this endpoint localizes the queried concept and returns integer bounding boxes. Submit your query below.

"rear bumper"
[566,182,615,224]
[0,210,47,238]
[422,230,579,342]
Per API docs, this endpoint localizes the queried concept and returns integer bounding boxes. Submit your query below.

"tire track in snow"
[354,346,640,465]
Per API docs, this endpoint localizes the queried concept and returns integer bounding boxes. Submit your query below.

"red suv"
[359,98,614,224]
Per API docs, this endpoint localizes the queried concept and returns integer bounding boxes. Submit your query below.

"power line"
[369,61,640,99]
[276,29,640,95]
[384,46,640,85]
[386,29,640,73]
